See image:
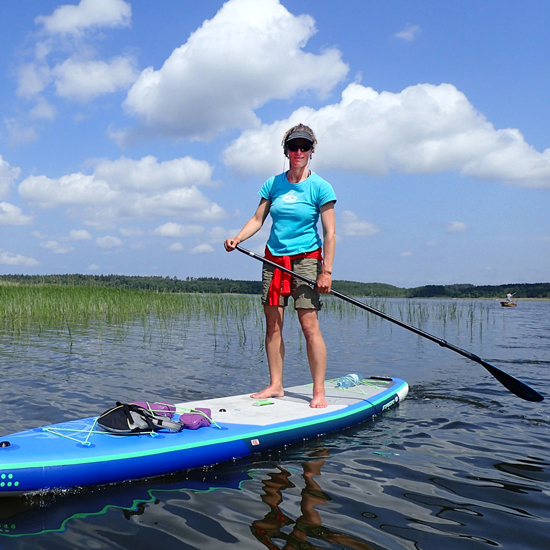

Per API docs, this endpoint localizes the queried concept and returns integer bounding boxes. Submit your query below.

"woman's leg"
[251,304,286,398]
[297,309,327,408]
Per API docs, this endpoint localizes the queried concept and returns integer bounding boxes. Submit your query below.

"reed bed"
[323,295,496,335]
[0,285,498,349]
[0,286,258,323]
[0,286,263,348]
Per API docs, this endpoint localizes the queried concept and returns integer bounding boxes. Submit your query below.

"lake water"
[0,297,549,549]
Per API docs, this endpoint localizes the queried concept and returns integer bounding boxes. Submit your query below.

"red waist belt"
[264,247,323,306]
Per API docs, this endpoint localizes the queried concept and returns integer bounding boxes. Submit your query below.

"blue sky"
[1,0,549,287]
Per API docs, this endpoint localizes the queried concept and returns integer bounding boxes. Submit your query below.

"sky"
[0,0,549,287]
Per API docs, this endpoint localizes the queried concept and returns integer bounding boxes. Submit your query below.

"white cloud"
[446,221,468,233]
[130,188,225,220]
[18,155,225,224]
[15,0,134,114]
[29,97,57,120]
[96,236,122,249]
[340,211,380,237]
[0,252,40,267]
[18,55,137,104]
[189,244,215,254]
[169,242,184,251]
[35,0,131,35]
[223,82,550,188]
[19,173,118,208]
[400,251,413,257]
[0,202,32,226]
[209,225,238,242]
[152,222,203,238]
[122,0,348,140]
[209,225,270,251]
[16,63,52,99]
[0,156,21,198]
[40,240,74,254]
[395,23,421,42]
[52,56,138,102]
[4,119,38,146]
[69,229,92,240]
[119,227,144,237]
[88,263,100,270]
[94,155,216,191]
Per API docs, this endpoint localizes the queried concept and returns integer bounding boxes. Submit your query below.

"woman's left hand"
[316,272,332,294]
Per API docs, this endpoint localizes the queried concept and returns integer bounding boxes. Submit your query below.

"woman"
[224,124,336,408]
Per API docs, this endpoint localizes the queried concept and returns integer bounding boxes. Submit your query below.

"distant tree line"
[1,274,549,298]
[0,274,262,295]
[331,281,550,299]
[404,283,550,299]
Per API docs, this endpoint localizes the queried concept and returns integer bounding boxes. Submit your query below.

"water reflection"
[1,299,549,548]
[493,456,549,482]
[251,450,376,550]
[0,469,249,539]
[0,451,378,549]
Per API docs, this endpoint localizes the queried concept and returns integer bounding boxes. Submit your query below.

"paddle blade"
[235,244,544,402]
[481,361,544,402]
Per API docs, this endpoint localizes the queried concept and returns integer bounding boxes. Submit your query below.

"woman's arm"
[224,198,271,251]
[317,201,335,293]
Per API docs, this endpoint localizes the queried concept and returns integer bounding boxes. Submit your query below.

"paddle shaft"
[236,245,543,402]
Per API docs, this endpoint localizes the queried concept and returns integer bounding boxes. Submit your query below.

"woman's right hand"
[224,237,240,252]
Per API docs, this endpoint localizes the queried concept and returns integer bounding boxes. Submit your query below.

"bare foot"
[251,385,284,399]
[310,394,328,408]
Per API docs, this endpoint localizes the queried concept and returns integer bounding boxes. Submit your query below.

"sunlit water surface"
[0,297,549,549]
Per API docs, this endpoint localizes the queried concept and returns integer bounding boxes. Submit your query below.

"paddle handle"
[235,245,543,402]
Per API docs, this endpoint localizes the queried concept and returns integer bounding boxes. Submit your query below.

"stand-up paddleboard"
[0,376,408,497]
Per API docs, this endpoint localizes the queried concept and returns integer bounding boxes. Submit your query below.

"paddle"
[236,245,544,402]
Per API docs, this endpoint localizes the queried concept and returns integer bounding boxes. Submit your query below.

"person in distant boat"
[506,293,514,303]
[224,124,336,409]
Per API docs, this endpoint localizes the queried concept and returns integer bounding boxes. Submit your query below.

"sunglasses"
[286,142,312,152]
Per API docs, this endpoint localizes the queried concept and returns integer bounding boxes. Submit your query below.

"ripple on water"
[1,298,549,548]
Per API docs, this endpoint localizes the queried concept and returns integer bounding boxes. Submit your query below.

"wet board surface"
[0,377,408,496]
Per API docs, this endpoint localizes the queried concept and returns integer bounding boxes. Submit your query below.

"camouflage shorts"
[261,257,322,310]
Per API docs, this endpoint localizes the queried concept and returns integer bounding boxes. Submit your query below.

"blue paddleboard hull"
[0,377,408,496]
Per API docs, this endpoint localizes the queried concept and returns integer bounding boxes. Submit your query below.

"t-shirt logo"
[282,190,298,203]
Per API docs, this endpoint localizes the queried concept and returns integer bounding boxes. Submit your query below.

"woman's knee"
[266,320,283,339]
[298,310,321,339]
[264,306,284,336]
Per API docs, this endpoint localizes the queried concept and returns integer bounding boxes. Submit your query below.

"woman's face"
[287,140,312,168]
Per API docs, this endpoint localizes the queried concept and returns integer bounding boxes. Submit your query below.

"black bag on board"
[97,402,183,434]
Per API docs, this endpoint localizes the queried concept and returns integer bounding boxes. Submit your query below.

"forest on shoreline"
[1,274,549,299]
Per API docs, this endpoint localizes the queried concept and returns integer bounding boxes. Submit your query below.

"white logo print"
[282,190,298,203]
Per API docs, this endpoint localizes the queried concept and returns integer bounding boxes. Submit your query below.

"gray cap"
[285,130,314,144]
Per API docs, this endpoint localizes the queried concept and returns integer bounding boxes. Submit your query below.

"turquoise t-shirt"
[259,171,337,256]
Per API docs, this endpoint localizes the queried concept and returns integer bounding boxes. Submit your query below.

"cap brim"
[285,130,314,143]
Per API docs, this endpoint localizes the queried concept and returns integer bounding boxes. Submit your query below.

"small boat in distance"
[500,293,517,307]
